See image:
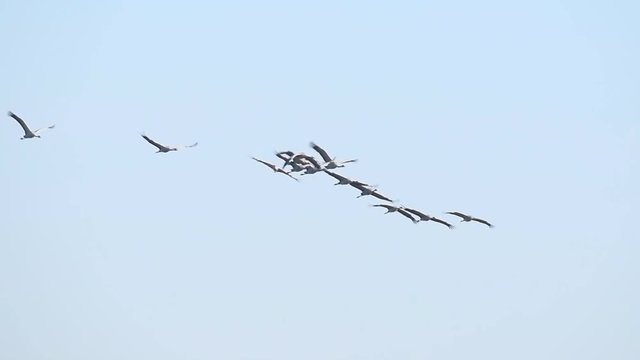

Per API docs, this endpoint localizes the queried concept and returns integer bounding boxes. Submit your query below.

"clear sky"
[1,1,638,359]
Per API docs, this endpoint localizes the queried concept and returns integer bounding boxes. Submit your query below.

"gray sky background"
[1,1,638,359]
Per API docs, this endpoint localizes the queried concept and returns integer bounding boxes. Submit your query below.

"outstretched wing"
[397,209,419,223]
[8,111,33,135]
[352,180,374,188]
[403,207,427,219]
[309,142,333,163]
[33,124,56,134]
[252,156,277,171]
[323,170,349,182]
[349,181,368,192]
[446,211,468,219]
[141,134,169,151]
[275,151,292,163]
[184,142,198,148]
[431,216,455,229]
[278,169,300,182]
[472,217,494,228]
[372,204,396,212]
[371,191,393,202]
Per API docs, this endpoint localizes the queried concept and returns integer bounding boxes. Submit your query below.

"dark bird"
[445,211,494,228]
[350,182,393,202]
[285,154,324,175]
[371,204,418,223]
[8,111,55,140]
[403,208,455,229]
[251,157,299,181]
[323,170,372,187]
[275,151,307,172]
[141,134,198,153]
[309,142,357,169]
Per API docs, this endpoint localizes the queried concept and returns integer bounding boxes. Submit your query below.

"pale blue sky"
[1,1,638,359]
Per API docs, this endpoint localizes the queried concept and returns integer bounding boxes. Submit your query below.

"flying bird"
[445,211,494,228]
[323,170,373,187]
[371,204,418,223]
[403,208,455,229]
[290,154,324,175]
[282,152,320,169]
[309,142,357,169]
[141,134,198,153]
[275,152,307,172]
[7,111,55,140]
[350,182,393,202]
[251,157,299,181]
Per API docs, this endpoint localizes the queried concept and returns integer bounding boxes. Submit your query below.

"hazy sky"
[1,1,638,359]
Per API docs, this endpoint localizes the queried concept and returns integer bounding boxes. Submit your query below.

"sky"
[1,0,638,359]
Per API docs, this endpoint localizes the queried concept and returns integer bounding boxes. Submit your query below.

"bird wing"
[352,180,374,188]
[288,162,305,172]
[472,217,494,228]
[372,204,396,211]
[252,157,277,171]
[33,124,56,134]
[446,211,468,219]
[371,191,393,202]
[431,217,455,229]
[275,152,291,162]
[8,111,33,135]
[141,134,169,151]
[282,152,302,168]
[309,142,333,163]
[349,181,368,192]
[276,150,294,157]
[402,207,426,219]
[183,142,198,148]
[397,209,419,223]
[323,170,350,182]
[338,159,358,165]
[279,170,300,181]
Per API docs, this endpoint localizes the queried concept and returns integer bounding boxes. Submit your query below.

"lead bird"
[402,207,455,229]
[7,111,55,140]
[309,142,357,169]
[370,204,418,224]
[251,157,299,181]
[445,211,494,228]
[141,134,198,153]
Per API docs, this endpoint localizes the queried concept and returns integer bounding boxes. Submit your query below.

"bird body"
[403,208,454,229]
[371,204,418,223]
[141,134,198,153]
[445,211,493,228]
[8,111,55,139]
[287,154,323,175]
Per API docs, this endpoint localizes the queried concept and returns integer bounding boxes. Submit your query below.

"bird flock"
[7,111,493,230]
[252,141,494,229]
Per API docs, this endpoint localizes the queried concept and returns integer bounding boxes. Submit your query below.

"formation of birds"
[7,111,493,230]
[251,141,494,229]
